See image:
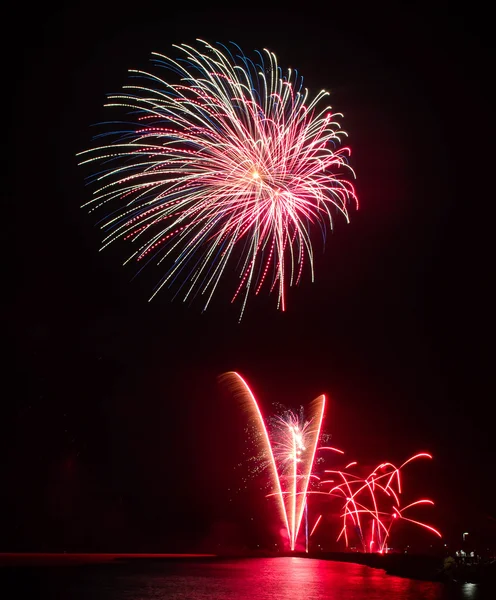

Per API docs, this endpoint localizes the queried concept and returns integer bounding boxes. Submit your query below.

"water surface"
[1,556,488,599]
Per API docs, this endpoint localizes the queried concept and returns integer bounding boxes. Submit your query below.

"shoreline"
[293,551,496,585]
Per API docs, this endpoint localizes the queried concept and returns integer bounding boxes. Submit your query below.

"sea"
[0,555,490,599]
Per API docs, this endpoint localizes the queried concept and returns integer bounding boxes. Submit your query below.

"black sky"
[5,2,495,552]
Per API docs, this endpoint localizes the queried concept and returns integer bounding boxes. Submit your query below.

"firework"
[311,452,442,552]
[220,371,325,550]
[79,40,357,319]
[221,372,441,552]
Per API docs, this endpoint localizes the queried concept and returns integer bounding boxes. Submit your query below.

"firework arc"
[79,40,358,319]
[220,371,326,550]
[219,371,291,543]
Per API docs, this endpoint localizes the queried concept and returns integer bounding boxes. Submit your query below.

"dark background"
[5,2,495,553]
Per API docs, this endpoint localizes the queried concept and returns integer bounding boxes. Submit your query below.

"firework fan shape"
[79,39,358,319]
[220,371,325,551]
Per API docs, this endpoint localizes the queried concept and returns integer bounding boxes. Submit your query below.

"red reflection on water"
[189,558,449,600]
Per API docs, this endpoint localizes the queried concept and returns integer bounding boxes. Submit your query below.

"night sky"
[6,2,495,553]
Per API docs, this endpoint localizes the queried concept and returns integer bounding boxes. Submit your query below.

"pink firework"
[312,452,442,552]
[78,40,358,319]
[220,371,325,550]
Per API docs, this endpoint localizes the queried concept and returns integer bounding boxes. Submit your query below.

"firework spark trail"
[313,453,441,552]
[219,372,290,543]
[79,40,358,319]
[270,396,326,550]
[220,371,325,550]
